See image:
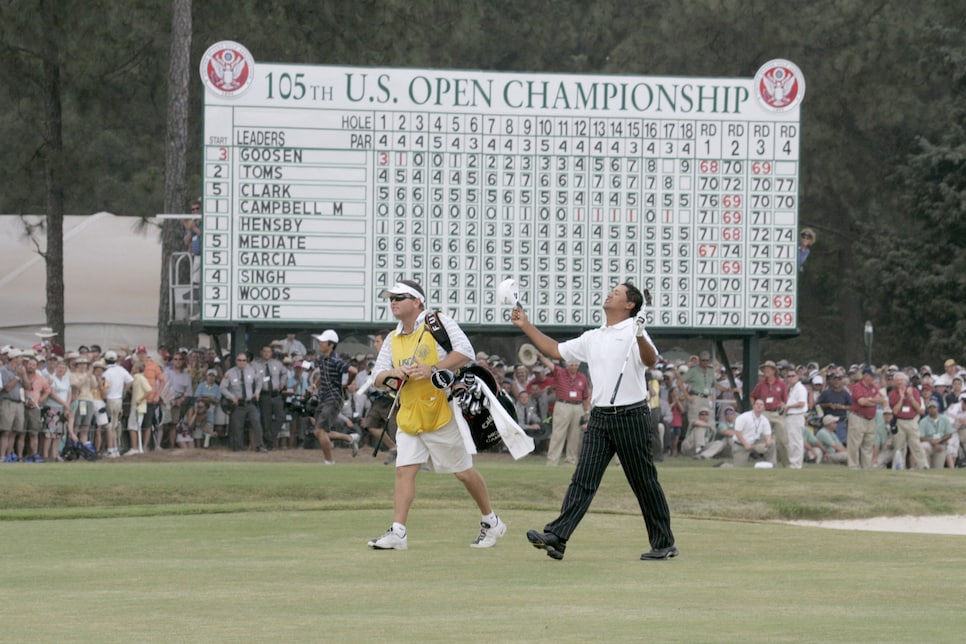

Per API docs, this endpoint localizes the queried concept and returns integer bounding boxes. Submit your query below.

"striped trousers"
[545,404,675,550]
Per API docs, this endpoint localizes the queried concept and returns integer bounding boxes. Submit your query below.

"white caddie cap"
[6,348,23,359]
[378,281,426,303]
[312,330,339,344]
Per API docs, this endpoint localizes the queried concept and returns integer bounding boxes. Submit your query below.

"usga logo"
[754,59,805,113]
[200,41,254,97]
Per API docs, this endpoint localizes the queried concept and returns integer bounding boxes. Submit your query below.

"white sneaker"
[368,527,408,550]
[350,433,360,457]
[470,516,507,548]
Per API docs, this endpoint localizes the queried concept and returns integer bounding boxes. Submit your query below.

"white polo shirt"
[557,317,658,407]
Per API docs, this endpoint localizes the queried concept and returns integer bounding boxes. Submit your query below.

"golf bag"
[61,438,97,462]
[449,365,518,452]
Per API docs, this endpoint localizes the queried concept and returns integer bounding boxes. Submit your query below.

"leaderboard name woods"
[511,282,678,561]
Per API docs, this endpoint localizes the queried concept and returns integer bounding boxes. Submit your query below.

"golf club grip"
[609,373,623,405]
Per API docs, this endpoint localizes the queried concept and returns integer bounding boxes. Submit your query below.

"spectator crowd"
[2,328,964,472]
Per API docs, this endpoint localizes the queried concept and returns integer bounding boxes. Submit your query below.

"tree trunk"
[157,0,193,348]
[42,11,65,343]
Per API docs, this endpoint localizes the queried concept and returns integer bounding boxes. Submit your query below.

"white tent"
[0,212,162,352]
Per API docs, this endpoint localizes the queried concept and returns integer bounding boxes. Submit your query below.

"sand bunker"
[787,515,966,536]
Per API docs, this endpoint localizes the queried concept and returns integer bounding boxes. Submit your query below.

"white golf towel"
[452,379,535,460]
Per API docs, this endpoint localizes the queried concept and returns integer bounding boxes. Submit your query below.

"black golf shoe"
[526,529,566,560]
[640,545,679,560]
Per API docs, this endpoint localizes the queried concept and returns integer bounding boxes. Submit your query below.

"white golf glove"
[634,313,647,337]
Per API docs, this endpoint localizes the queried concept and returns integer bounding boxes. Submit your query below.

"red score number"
[773,312,794,326]
[722,261,741,274]
[722,210,742,224]
[698,244,717,257]
[699,160,719,173]
[773,295,793,308]
[752,161,772,175]
[722,194,741,207]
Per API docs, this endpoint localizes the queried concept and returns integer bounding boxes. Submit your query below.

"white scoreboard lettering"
[200,42,804,330]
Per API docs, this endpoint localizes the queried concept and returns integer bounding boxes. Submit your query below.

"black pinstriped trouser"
[544,404,675,550]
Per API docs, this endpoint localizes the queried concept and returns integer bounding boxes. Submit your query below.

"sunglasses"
[236,358,247,362]
[388,295,413,302]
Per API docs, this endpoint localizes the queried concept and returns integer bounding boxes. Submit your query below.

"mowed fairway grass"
[2,454,966,642]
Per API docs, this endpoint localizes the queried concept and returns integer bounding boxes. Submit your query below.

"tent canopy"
[0,212,162,351]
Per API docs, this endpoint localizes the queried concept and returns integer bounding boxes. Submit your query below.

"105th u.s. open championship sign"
[200,41,804,331]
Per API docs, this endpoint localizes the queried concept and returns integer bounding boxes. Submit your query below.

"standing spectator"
[220,353,265,452]
[254,344,286,449]
[193,368,222,448]
[538,354,591,466]
[682,351,716,426]
[798,228,815,269]
[1,349,28,461]
[666,369,686,456]
[102,350,132,456]
[308,330,359,463]
[284,360,312,448]
[160,352,193,449]
[68,355,98,452]
[783,369,809,468]
[90,361,114,457]
[888,371,927,470]
[136,346,164,451]
[22,356,51,462]
[361,332,397,462]
[945,393,966,452]
[847,367,886,469]
[368,280,506,551]
[750,361,787,466]
[817,373,851,444]
[125,362,152,455]
[42,357,72,461]
[281,333,307,358]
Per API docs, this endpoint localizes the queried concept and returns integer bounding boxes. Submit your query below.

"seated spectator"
[873,409,896,469]
[725,399,776,467]
[817,373,851,444]
[919,400,957,469]
[696,406,736,461]
[815,415,848,464]
[682,408,714,457]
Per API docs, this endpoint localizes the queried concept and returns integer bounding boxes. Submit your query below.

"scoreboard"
[200,42,805,331]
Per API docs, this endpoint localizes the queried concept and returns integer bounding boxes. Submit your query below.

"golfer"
[511,282,677,561]
[367,280,506,551]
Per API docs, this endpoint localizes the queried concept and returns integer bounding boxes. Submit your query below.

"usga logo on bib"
[200,41,254,97]
[754,59,805,112]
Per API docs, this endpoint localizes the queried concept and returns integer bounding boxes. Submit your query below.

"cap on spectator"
[136,345,148,354]
[476,351,489,361]
[812,375,824,385]
[301,360,313,370]
[677,364,689,375]
[92,361,106,370]
[926,400,938,408]
[6,348,23,359]
[724,407,736,415]
[35,327,58,338]
[861,367,875,376]
[206,368,218,376]
[883,408,893,415]
[65,351,80,361]
[920,365,932,375]
[104,350,118,363]
[821,414,838,426]
[75,356,90,364]
[282,357,293,365]
[935,374,951,386]
[699,351,711,360]
[312,330,339,344]
[760,360,777,371]
[698,409,710,416]
[944,358,956,367]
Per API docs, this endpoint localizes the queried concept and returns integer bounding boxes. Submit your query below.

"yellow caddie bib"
[391,323,452,434]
